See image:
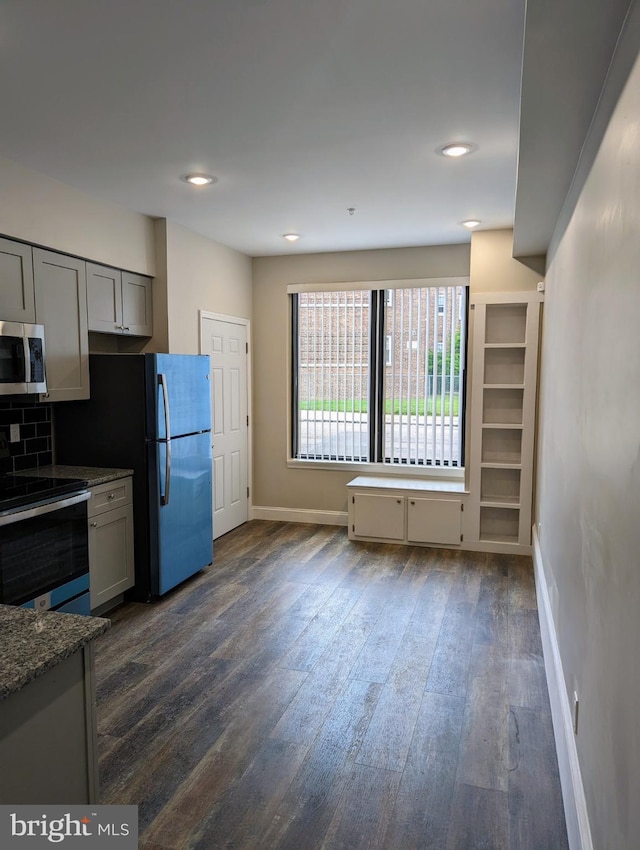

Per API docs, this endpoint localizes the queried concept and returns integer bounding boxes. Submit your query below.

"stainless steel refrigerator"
[55,353,213,599]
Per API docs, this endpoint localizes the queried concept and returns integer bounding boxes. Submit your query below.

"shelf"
[484,343,526,349]
[483,347,525,385]
[485,303,527,344]
[483,383,525,390]
[479,532,520,545]
[481,461,522,469]
[480,498,520,508]
[482,423,523,430]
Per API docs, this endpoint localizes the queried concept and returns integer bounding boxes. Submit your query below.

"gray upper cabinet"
[121,271,152,336]
[33,248,89,402]
[87,263,152,337]
[0,237,36,323]
[87,263,122,333]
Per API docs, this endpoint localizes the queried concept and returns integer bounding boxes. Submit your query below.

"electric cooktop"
[0,474,88,513]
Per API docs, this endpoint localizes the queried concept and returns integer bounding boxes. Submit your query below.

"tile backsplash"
[0,399,52,475]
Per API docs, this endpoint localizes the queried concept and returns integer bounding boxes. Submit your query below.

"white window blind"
[292,280,467,467]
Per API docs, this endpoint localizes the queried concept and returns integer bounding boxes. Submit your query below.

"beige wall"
[164,221,252,355]
[470,228,543,292]
[535,50,640,850]
[251,244,471,513]
[0,155,155,275]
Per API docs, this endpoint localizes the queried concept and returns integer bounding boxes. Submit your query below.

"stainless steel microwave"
[0,321,47,395]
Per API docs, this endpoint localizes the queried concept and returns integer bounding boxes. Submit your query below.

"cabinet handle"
[410,500,415,505]
[397,499,402,503]
[90,521,98,528]
[122,326,130,332]
[108,493,115,500]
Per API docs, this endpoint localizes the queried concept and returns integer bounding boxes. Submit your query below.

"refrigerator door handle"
[158,372,171,439]
[161,438,172,506]
[158,372,172,506]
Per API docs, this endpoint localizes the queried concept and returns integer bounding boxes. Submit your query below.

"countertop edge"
[0,606,110,701]
[15,465,134,487]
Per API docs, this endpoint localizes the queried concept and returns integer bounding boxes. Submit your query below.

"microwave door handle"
[158,373,171,506]
[21,337,30,385]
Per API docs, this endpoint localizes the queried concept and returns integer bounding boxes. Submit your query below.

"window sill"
[286,458,465,481]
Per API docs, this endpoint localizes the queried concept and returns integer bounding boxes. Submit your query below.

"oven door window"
[0,336,26,384]
[0,500,88,605]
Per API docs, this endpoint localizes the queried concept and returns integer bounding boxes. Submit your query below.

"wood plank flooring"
[95,521,569,850]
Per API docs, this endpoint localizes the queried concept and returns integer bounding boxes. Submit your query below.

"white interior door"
[201,314,249,538]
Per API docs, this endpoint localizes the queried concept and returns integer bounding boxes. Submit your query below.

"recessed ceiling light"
[184,173,216,186]
[461,219,482,229]
[283,233,300,242]
[439,142,475,158]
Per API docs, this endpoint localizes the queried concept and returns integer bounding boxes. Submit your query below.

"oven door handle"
[0,491,90,526]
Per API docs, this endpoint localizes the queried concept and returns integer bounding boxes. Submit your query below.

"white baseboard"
[532,526,593,850]
[251,505,348,526]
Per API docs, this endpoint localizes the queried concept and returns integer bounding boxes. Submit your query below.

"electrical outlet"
[9,423,20,443]
[537,281,545,292]
[573,691,579,734]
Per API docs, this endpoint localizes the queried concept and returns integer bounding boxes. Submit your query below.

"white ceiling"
[2,1,633,260]
[0,0,528,257]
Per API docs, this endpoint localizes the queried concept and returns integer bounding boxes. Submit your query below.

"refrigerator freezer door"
[152,354,211,439]
[155,431,213,596]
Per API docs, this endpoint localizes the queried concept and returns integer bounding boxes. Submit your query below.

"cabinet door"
[352,493,405,540]
[0,237,35,322]
[89,505,135,609]
[121,272,152,336]
[33,248,89,402]
[86,262,122,333]
[407,497,462,545]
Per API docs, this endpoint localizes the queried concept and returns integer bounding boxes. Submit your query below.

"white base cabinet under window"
[347,477,465,546]
[88,477,135,611]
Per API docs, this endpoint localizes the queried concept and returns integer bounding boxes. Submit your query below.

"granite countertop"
[0,604,110,700]
[20,465,134,488]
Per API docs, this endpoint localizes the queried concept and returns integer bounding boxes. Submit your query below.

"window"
[291,282,467,467]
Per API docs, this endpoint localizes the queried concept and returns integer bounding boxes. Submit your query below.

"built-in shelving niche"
[481,427,522,464]
[483,347,525,385]
[481,467,521,505]
[485,303,527,344]
[482,388,524,424]
[479,506,520,544]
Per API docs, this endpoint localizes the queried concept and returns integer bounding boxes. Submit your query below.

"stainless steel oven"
[0,476,90,614]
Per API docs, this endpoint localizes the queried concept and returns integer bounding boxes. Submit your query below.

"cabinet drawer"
[88,477,132,517]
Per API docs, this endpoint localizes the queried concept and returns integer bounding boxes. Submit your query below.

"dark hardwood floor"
[95,521,568,850]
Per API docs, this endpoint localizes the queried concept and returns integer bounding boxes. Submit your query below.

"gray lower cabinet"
[33,247,89,402]
[87,262,152,337]
[0,236,36,323]
[88,478,135,611]
[0,646,99,804]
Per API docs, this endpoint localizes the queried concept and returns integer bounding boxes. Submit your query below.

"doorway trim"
[199,310,253,526]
